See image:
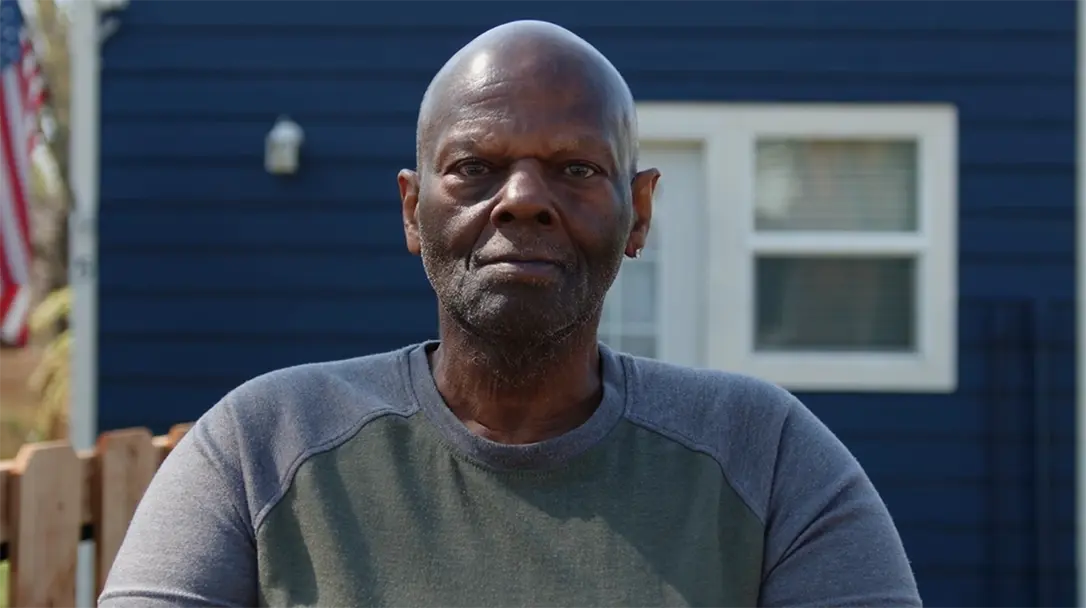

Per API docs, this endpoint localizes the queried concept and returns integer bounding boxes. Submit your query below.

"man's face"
[399,52,656,345]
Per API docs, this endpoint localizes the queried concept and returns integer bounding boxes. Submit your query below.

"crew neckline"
[405,340,629,472]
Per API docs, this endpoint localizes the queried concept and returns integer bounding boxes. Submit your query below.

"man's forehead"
[430,78,622,147]
[437,124,619,156]
[437,51,614,116]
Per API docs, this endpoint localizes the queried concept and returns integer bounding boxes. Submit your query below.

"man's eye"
[455,161,491,177]
[564,163,598,179]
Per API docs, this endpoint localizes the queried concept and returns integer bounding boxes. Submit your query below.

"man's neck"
[428,319,604,445]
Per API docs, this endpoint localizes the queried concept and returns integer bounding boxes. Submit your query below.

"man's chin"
[461,302,579,344]
[469,314,569,343]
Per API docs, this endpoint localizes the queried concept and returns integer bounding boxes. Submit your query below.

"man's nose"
[490,161,557,228]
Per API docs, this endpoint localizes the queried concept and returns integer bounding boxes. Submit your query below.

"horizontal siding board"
[958,261,1073,298]
[99,119,1076,167]
[801,393,1067,438]
[875,479,1076,533]
[99,121,422,161]
[851,436,1076,483]
[907,574,994,607]
[100,208,408,248]
[102,32,1074,77]
[958,218,1074,256]
[100,74,1073,122]
[894,526,1069,571]
[960,171,1075,214]
[962,126,1074,165]
[100,293,438,335]
[112,0,1075,32]
[98,251,430,292]
[99,164,408,205]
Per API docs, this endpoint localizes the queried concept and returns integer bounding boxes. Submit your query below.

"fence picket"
[10,442,82,607]
[150,423,193,464]
[93,429,158,596]
[166,423,192,451]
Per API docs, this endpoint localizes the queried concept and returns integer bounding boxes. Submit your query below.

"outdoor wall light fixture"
[265,115,305,175]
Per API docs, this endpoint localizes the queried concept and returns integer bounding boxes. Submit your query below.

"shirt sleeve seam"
[622,412,768,527]
[189,417,258,544]
[250,407,411,533]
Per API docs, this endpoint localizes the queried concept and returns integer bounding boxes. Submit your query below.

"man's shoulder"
[621,354,797,440]
[224,344,418,418]
[618,354,803,523]
[184,344,424,527]
[208,343,424,446]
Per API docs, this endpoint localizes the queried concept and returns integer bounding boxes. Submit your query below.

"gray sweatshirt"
[99,341,921,607]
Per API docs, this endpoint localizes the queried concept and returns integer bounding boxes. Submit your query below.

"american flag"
[0,0,45,347]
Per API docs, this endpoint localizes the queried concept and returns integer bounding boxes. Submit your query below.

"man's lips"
[476,255,566,280]
[479,254,563,267]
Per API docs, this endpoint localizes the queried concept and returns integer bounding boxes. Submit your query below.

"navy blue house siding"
[96,2,1077,606]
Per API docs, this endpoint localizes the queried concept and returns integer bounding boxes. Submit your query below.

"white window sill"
[720,351,957,393]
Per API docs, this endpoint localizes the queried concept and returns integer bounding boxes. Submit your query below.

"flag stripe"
[1,71,33,280]
[5,65,31,189]
[0,0,44,347]
[0,281,30,343]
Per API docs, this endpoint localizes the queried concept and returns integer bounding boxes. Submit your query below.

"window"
[600,143,704,367]
[617,104,957,393]
[599,231,659,359]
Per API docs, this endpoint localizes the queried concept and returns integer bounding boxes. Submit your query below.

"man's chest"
[259,513,715,606]
[255,441,763,606]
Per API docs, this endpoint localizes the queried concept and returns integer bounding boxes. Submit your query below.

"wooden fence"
[0,423,193,607]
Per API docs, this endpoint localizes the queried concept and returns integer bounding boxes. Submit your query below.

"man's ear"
[625,168,660,258]
[398,169,421,255]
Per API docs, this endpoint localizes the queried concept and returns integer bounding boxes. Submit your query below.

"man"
[100,20,921,608]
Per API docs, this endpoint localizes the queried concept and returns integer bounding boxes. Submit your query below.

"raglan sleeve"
[758,397,922,607]
[98,401,258,608]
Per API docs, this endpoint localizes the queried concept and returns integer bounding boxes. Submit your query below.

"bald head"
[415,20,639,175]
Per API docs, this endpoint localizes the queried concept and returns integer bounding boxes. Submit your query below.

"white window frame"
[601,142,706,367]
[636,103,958,393]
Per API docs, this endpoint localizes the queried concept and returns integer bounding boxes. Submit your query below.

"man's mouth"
[481,254,563,267]
[477,255,565,280]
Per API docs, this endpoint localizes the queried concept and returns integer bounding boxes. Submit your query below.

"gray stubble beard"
[419,243,618,388]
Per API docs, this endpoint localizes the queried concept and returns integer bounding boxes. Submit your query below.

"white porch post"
[68,0,100,455]
[68,0,101,604]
